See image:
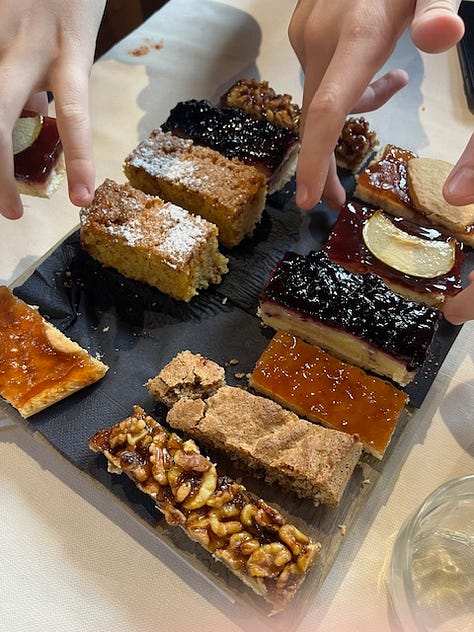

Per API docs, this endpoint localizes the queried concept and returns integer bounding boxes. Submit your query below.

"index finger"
[51,63,96,207]
[296,30,400,210]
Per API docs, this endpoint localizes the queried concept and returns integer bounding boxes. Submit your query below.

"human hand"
[0,0,106,220]
[289,0,465,211]
[444,270,474,324]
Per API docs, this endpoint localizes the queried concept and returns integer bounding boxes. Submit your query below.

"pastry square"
[325,201,464,307]
[89,405,321,612]
[123,130,267,249]
[0,286,108,418]
[258,250,440,386]
[249,332,408,459]
[161,99,299,194]
[334,116,379,172]
[79,179,228,302]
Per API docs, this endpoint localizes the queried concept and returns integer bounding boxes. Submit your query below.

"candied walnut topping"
[221,79,301,133]
[335,116,379,172]
[89,405,321,612]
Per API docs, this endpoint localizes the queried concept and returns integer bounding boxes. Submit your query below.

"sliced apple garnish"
[362,210,456,278]
[12,114,43,155]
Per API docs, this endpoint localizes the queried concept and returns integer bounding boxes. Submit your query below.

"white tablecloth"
[0,2,473,630]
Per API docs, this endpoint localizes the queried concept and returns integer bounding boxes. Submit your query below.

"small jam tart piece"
[249,332,408,459]
[0,286,108,418]
[354,145,474,247]
[258,250,441,387]
[14,110,65,198]
[325,201,464,307]
[335,116,379,173]
[161,99,299,194]
[80,179,228,302]
[89,405,321,612]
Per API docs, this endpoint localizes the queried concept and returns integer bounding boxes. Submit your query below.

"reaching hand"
[444,271,474,325]
[289,0,465,210]
[0,0,106,219]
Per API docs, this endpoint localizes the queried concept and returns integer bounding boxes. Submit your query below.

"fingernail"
[296,183,311,210]
[444,166,474,204]
[70,184,93,206]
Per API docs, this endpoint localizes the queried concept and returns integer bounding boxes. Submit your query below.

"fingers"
[52,66,95,207]
[411,0,465,53]
[352,69,409,113]
[443,271,474,324]
[443,132,474,205]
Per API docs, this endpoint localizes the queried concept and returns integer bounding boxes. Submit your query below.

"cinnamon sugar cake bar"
[89,405,321,612]
[258,250,440,386]
[80,179,228,302]
[148,351,363,507]
[123,130,267,248]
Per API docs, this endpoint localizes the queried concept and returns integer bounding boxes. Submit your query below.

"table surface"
[1,2,473,631]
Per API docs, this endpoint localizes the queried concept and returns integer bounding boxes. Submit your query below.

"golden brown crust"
[407,158,474,235]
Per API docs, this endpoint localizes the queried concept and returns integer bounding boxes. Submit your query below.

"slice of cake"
[258,250,440,386]
[354,145,474,247]
[334,116,379,172]
[219,78,301,133]
[161,99,299,194]
[0,286,108,418]
[249,332,408,459]
[14,110,65,198]
[147,351,362,506]
[89,405,321,612]
[146,350,226,407]
[166,385,362,507]
[325,201,464,307]
[79,179,228,302]
[123,130,267,248]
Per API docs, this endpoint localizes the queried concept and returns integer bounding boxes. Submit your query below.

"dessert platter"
[1,80,473,629]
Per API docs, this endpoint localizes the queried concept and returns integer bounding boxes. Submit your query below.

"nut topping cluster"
[89,406,320,610]
[220,79,301,133]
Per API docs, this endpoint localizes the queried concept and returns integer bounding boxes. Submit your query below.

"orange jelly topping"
[250,331,408,458]
[357,144,417,208]
[0,286,94,410]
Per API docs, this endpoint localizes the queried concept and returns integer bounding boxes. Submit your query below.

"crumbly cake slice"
[89,405,321,612]
[166,385,362,507]
[0,286,108,418]
[249,332,408,459]
[80,179,228,302]
[123,129,267,248]
[146,350,226,407]
[161,99,299,194]
[15,112,65,198]
[258,251,440,386]
[325,201,464,308]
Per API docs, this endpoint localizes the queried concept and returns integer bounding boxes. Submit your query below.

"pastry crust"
[0,286,108,418]
[407,157,474,237]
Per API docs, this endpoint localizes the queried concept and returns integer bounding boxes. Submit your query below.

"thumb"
[443,132,474,205]
[411,0,465,53]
